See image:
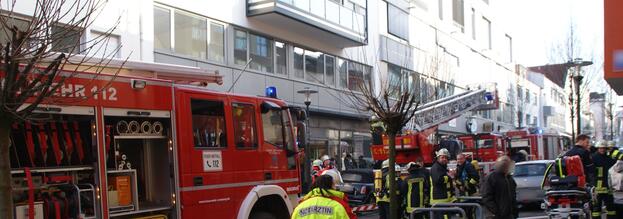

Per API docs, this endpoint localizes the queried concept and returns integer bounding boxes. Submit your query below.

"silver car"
[513,160,553,206]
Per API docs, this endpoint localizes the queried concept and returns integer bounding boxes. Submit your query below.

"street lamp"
[297,87,317,193]
[568,58,593,137]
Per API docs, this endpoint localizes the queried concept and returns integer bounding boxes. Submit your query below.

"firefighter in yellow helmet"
[375,159,403,219]
[592,140,616,218]
[430,148,456,219]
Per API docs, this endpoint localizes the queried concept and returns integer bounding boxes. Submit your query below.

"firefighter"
[430,148,456,219]
[319,156,343,184]
[311,159,323,182]
[608,141,622,160]
[564,134,595,185]
[592,141,616,218]
[376,159,403,219]
[292,174,357,219]
[456,153,479,196]
[401,160,430,219]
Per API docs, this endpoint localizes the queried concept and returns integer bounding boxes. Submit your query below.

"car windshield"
[342,172,372,183]
[514,163,547,177]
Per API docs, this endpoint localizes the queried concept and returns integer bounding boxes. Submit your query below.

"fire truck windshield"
[261,108,295,152]
[476,139,494,148]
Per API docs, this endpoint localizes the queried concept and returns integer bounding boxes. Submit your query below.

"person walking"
[401,160,430,219]
[592,141,617,218]
[430,148,456,219]
[292,174,357,219]
[482,156,518,219]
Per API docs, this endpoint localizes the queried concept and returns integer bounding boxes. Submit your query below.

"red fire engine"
[370,86,499,165]
[458,133,508,162]
[7,65,304,219]
[505,128,571,160]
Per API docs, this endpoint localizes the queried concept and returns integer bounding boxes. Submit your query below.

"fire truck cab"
[457,133,508,162]
[506,128,570,160]
[7,67,304,219]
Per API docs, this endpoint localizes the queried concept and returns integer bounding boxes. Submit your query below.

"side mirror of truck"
[297,121,307,149]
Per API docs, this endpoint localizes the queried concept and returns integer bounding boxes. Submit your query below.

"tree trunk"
[0,119,14,219]
[387,133,398,219]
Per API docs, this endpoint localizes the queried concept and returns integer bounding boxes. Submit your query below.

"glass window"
[249,33,274,72]
[477,139,493,148]
[325,56,336,86]
[191,99,227,148]
[514,164,547,177]
[275,41,287,74]
[338,58,348,88]
[232,103,258,148]
[262,108,287,148]
[388,64,402,97]
[293,47,304,78]
[305,50,324,83]
[154,7,171,51]
[348,61,365,91]
[208,23,224,63]
[387,4,409,40]
[234,29,248,65]
[452,0,464,27]
[51,25,83,54]
[174,12,207,59]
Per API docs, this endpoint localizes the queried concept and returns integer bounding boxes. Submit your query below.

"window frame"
[153,4,226,63]
[387,3,409,41]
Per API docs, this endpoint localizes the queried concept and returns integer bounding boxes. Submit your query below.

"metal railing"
[433,202,484,219]
[410,207,466,219]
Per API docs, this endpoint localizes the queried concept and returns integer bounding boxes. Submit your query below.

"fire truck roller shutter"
[237,185,293,219]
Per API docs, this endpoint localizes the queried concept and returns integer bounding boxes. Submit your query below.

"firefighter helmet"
[595,140,607,148]
[320,169,341,185]
[320,155,331,161]
[607,141,616,148]
[406,161,422,170]
[381,159,401,171]
[436,148,450,158]
[312,159,323,167]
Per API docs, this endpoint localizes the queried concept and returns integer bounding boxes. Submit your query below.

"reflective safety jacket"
[292,188,357,219]
[375,168,402,203]
[456,162,480,195]
[430,161,455,204]
[592,152,615,194]
[401,168,430,212]
[609,148,622,160]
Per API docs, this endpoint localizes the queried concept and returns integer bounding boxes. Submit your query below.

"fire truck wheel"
[249,211,277,219]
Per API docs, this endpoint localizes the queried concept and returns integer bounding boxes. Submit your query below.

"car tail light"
[360,186,367,194]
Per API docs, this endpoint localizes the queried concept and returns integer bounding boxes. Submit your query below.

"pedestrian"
[564,134,595,185]
[401,160,430,219]
[430,148,456,219]
[292,175,357,219]
[357,155,368,168]
[344,153,356,170]
[592,141,617,218]
[481,156,518,219]
[375,159,403,219]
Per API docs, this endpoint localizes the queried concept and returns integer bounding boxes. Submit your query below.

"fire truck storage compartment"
[9,106,99,219]
[103,108,174,217]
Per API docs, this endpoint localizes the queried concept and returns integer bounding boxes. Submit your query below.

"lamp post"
[568,58,593,137]
[297,87,317,193]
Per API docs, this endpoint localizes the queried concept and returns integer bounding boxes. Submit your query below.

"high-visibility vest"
[429,175,455,204]
[405,177,427,212]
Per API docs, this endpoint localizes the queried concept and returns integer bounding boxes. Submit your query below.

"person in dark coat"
[456,153,480,196]
[564,134,595,185]
[482,156,518,219]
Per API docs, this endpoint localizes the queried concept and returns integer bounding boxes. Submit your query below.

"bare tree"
[0,0,122,218]
[547,20,601,138]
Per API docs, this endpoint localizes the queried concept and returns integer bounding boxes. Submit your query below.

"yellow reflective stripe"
[429,177,434,204]
[407,179,413,212]
[612,150,620,159]
[443,176,448,184]
[469,178,478,185]
[598,167,603,177]
[419,180,424,207]
[607,211,616,215]
[592,212,601,217]
[557,159,565,177]
[542,163,554,189]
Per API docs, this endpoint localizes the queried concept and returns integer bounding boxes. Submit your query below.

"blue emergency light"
[266,86,277,98]
[484,92,494,101]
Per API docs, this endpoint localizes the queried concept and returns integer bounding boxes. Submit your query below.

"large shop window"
[232,103,258,149]
[387,4,409,40]
[174,11,207,59]
[191,99,227,148]
[153,6,225,63]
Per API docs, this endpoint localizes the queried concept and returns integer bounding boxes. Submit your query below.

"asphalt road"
[357,205,547,219]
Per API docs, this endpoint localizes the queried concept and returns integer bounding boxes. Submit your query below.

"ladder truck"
[370,87,498,166]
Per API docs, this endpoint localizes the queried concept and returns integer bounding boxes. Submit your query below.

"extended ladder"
[406,88,495,131]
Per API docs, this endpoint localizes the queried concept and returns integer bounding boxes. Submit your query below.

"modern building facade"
[5,0,537,162]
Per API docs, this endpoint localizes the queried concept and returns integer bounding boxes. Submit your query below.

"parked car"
[337,169,375,206]
[513,160,553,207]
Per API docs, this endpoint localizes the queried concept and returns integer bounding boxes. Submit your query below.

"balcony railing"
[276,0,366,35]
